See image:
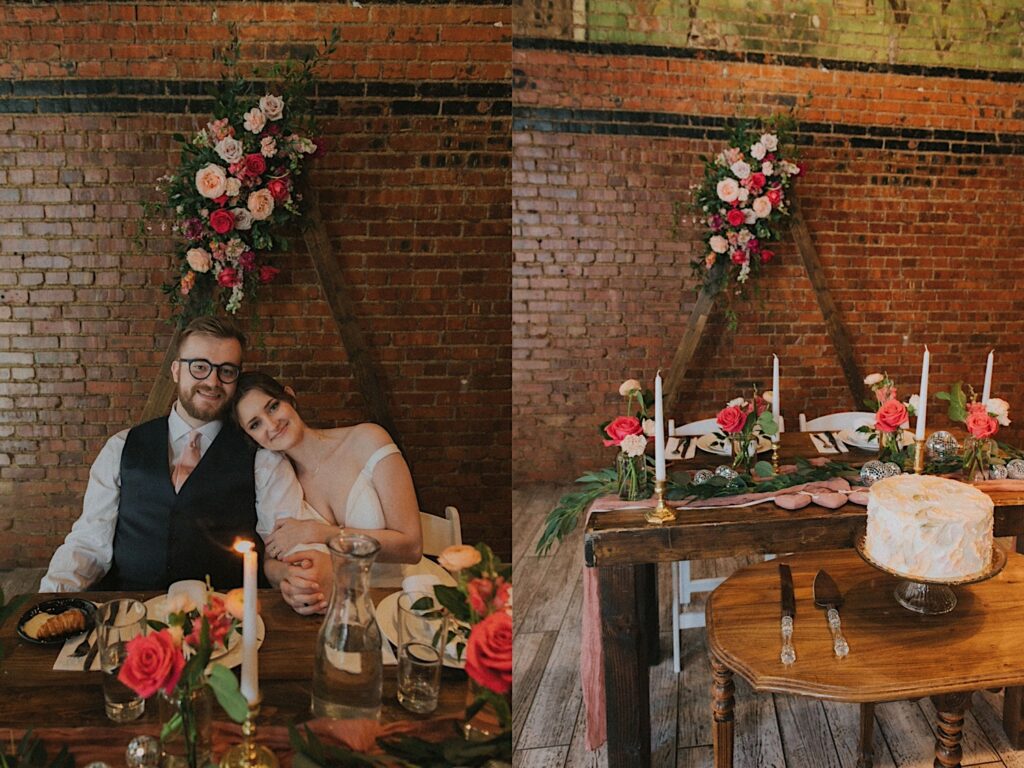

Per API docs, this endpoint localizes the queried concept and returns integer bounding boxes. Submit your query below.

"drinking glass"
[396,591,448,714]
[97,598,147,722]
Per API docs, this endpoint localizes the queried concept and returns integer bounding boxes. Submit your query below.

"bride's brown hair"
[231,371,298,427]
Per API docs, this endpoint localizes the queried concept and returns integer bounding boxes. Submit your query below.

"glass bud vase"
[312,533,383,720]
[462,679,511,741]
[729,435,755,474]
[962,436,995,482]
[615,451,647,501]
[158,687,213,768]
[877,430,904,465]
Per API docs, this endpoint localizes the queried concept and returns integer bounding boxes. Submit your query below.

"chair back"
[799,411,874,433]
[420,506,462,556]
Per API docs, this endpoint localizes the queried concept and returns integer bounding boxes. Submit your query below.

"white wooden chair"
[420,506,462,555]
[798,411,875,433]
[670,416,784,673]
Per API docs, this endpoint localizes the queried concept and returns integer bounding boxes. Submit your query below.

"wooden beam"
[790,199,865,410]
[301,183,402,447]
[140,327,181,423]
[664,283,717,414]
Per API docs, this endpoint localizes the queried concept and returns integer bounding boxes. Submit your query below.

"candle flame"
[233,539,255,554]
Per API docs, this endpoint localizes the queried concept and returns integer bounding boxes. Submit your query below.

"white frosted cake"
[864,475,993,581]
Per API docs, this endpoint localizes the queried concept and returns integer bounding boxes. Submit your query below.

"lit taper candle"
[654,371,666,481]
[772,354,780,440]
[982,349,994,404]
[234,539,259,705]
[915,346,929,442]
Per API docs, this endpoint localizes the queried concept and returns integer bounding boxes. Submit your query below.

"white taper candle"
[772,354,780,440]
[915,346,930,442]
[237,540,259,705]
[982,349,994,404]
[654,372,666,481]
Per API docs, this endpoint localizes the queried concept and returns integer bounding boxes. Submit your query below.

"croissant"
[36,608,86,639]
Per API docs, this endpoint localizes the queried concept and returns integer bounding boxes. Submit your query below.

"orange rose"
[438,544,481,572]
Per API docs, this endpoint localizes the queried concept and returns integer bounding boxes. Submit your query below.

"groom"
[41,316,307,592]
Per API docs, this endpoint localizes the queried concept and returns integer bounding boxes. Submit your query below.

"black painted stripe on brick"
[513,106,1024,155]
[514,36,1024,84]
[0,79,511,116]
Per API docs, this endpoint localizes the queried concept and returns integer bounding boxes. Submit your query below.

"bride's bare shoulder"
[322,423,394,459]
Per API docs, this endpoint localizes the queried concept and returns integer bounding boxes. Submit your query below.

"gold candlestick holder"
[645,478,676,524]
[220,700,279,768]
[771,438,780,475]
[913,438,926,474]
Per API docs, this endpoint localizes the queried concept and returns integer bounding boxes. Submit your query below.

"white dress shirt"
[40,405,308,592]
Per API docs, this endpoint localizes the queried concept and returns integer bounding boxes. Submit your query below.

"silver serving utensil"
[70,630,94,657]
[779,564,796,665]
[813,570,850,658]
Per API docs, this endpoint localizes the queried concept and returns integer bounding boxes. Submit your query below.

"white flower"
[619,379,642,397]
[760,133,779,152]
[260,136,278,158]
[186,248,212,273]
[908,394,920,412]
[736,228,752,245]
[620,433,647,457]
[987,398,1011,426]
[243,107,267,134]
[727,397,746,407]
[730,161,751,180]
[751,196,772,218]
[761,161,774,176]
[231,207,253,230]
[736,187,750,202]
[781,160,800,176]
[194,164,227,199]
[259,94,285,121]
[225,177,241,198]
[762,390,774,404]
[247,188,275,220]
[709,235,729,254]
[864,373,884,386]
[716,178,739,202]
[743,208,757,225]
[750,142,766,160]
[214,136,244,164]
[642,418,655,436]
[738,261,751,282]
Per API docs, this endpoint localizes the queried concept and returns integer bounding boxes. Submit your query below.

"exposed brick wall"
[0,2,512,566]
[513,29,1024,482]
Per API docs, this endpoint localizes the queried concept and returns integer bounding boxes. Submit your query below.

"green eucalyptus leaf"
[208,664,249,723]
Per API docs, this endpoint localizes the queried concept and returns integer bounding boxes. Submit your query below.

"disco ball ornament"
[882,462,902,477]
[714,465,739,481]
[925,430,959,461]
[1007,459,1024,480]
[125,736,159,768]
[990,464,1009,480]
[859,460,886,486]
[693,469,714,485]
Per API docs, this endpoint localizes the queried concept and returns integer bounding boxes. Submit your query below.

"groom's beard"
[178,380,230,422]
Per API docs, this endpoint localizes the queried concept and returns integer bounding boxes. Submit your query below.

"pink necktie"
[172,430,201,493]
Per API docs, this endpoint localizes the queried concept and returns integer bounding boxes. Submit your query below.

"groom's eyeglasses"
[178,358,241,384]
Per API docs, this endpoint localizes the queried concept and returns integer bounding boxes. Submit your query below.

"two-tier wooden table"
[583,432,1024,766]
[707,549,1024,767]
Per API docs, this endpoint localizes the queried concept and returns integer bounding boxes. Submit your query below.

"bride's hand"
[278,550,331,615]
[266,518,335,558]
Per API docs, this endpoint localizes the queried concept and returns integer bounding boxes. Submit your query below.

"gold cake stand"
[855,532,1006,615]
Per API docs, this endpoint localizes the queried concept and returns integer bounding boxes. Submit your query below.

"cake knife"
[779,563,796,665]
[813,570,850,658]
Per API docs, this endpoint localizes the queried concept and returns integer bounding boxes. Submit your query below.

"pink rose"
[730,250,747,265]
[266,178,290,203]
[726,208,746,227]
[118,630,184,699]
[259,94,285,121]
[185,595,233,649]
[602,416,644,447]
[258,265,280,284]
[766,187,783,206]
[966,403,999,439]
[208,209,235,235]
[760,249,775,263]
[745,171,766,193]
[875,399,908,433]
[247,188,275,221]
[716,405,747,435]
[217,267,241,288]
[465,611,512,695]
[467,577,496,616]
[195,163,227,199]
[185,248,211,273]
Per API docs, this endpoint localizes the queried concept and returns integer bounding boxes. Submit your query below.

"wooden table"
[707,549,1024,767]
[583,432,1024,766]
[0,588,467,728]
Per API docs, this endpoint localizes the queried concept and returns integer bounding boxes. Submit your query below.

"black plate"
[17,598,96,645]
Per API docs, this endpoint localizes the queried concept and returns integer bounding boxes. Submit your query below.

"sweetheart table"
[583,431,1024,766]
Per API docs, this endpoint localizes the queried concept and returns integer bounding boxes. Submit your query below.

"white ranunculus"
[619,378,642,397]
[752,196,772,219]
[194,163,227,199]
[987,397,1011,426]
[743,208,757,225]
[760,133,779,152]
[243,107,267,134]
[737,187,750,202]
[214,136,244,164]
[259,94,285,121]
[864,373,884,386]
[225,177,241,198]
[642,418,655,437]
[620,433,648,458]
[709,235,729,254]
[716,178,740,202]
[761,161,774,176]
[231,207,253,230]
[750,142,766,160]
[730,161,751,180]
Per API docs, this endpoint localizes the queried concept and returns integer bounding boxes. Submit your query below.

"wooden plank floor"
[513,483,1023,768]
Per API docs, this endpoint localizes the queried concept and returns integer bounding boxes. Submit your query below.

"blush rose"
[465,611,512,696]
[117,629,184,699]
[875,399,908,433]
[602,416,644,447]
[716,405,747,435]
[966,403,999,439]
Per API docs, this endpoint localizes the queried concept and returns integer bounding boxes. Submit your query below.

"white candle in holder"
[915,346,930,442]
[654,372,666,481]
[234,539,259,705]
[982,349,994,404]
[772,354,780,441]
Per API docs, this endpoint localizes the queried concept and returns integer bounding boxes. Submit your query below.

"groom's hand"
[279,549,331,615]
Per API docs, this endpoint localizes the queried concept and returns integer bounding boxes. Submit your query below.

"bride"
[233,371,422,614]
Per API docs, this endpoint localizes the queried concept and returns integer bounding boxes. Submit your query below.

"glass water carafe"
[311,533,383,719]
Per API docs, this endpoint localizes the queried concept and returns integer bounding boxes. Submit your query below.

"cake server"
[813,570,850,658]
[778,563,796,665]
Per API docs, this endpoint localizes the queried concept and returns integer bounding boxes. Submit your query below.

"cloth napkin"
[52,629,98,671]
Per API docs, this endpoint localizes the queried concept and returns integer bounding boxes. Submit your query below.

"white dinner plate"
[375,591,467,670]
[695,433,773,457]
[837,428,914,451]
[370,556,460,590]
[144,593,265,670]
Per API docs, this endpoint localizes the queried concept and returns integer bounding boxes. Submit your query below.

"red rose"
[465,611,512,695]
[258,265,280,284]
[208,209,235,235]
[213,194,229,207]
[766,188,783,206]
[966,403,998,439]
[217,267,241,288]
[726,208,746,227]
[744,172,766,193]
[730,250,747,265]
[716,405,747,435]
[266,178,290,202]
[760,249,775,263]
[602,416,644,447]
[185,595,233,648]
[467,577,496,616]
[243,153,267,177]
[117,629,184,699]
[875,399,908,433]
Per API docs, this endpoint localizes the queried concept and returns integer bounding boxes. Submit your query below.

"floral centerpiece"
[692,116,801,325]
[937,382,1011,480]
[432,544,512,740]
[118,589,248,768]
[602,378,653,500]
[860,372,917,464]
[151,32,337,321]
[714,388,778,473]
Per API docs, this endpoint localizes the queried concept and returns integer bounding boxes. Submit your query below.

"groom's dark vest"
[105,417,260,590]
